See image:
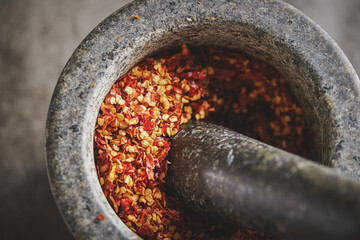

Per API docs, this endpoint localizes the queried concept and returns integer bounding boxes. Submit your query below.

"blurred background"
[0,0,359,239]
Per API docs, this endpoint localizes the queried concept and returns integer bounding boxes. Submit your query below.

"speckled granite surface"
[1,0,360,239]
[45,0,360,239]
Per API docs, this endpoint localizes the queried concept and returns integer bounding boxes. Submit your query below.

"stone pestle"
[165,121,360,240]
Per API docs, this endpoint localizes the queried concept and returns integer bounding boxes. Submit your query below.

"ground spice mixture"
[94,45,308,239]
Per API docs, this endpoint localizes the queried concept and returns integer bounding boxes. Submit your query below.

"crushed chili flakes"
[134,15,140,19]
[92,84,97,88]
[117,36,121,40]
[94,44,309,239]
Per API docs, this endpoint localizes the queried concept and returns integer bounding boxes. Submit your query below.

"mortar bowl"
[46,0,360,239]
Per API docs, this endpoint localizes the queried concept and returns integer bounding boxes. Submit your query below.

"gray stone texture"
[1,0,360,239]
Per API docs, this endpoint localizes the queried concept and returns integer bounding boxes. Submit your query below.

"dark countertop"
[0,0,359,239]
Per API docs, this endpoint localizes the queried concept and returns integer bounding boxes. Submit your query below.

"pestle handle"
[166,121,360,240]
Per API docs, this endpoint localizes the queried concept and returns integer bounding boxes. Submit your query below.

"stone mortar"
[46,0,360,239]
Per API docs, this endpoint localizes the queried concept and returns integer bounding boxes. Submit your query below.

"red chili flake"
[180,71,207,80]
[134,15,139,19]
[97,213,105,221]
[138,226,154,239]
[145,154,155,180]
[92,83,96,88]
[97,151,109,166]
[144,45,148,49]
[117,36,120,40]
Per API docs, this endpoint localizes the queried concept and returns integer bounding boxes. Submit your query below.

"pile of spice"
[94,45,308,239]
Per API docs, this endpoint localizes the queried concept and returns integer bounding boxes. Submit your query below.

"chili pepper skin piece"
[97,214,105,221]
